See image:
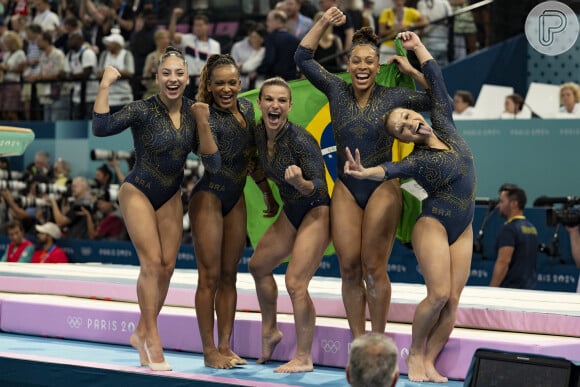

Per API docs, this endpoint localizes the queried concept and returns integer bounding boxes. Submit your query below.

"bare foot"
[220,348,248,365]
[407,353,428,382]
[425,363,448,383]
[274,358,314,373]
[129,333,148,366]
[256,330,283,364]
[204,348,237,369]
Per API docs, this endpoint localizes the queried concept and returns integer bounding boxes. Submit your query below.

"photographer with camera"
[47,176,94,239]
[565,226,580,293]
[80,190,126,240]
[1,176,53,237]
[490,184,538,290]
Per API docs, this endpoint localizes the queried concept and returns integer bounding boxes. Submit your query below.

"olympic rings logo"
[66,315,83,329]
[320,339,341,353]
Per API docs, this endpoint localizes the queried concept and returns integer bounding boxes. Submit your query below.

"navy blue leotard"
[295,46,430,208]
[381,60,476,244]
[92,95,221,210]
[191,98,257,215]
[255,120,330,229]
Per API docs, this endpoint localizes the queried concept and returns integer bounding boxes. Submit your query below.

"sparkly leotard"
[255,120,330,229]
[92,95,221,210]
[381,60,476,243]
[295,46,430,208]
[191,98,258,215]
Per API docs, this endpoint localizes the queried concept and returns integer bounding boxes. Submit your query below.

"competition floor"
[0,263,579,386]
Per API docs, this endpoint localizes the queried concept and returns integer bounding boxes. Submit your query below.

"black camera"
[534,196,580,227]
[91,149,133,161]
[0,180,27,191]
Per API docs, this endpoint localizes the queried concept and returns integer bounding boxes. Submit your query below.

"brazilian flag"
[241,39,421,252]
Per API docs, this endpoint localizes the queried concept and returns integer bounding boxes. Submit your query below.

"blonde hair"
[559,82,580,104]
[1,30,23,51]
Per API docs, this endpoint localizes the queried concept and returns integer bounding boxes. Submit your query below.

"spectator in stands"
[312,11,344,73]
[23,150,52,182]
[318,0,354,51]
[499,93,531,119]
[284,0,313,39]
[32,0,60,36]
[129,8,158,100]
[565,225,580,293]
[48,176,93,239]
[142,29,170,99]
[1,220,35,262]
[452,90,478,119]
[32,222,68,263]
[300,0,319,19]
[556,82,580,118]
[417,0,452,65]
[0,30,26,121]
[28,31,68,121]
[257,9,301,83]
[231,22,266,91]
[362,0,377,32]
[62,32,99,120]
[377,0,428,62]
[81,0,135,53]
[54,16,91,54]
[169,9,221,98]
[449,0,477,59]
[81,190,125,240]
[490,184,538,290]
[343,30,475,382]
[97,29,134,113]
[22,23,43,120]
[346,333,399,387]
[0,177,49,236]
[94,163,113,192]
[52,157,72,187]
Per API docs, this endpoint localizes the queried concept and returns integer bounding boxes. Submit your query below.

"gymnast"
[295,7,431,339]
[189,54,278,369]
[249,77,330,373]
[92,47,220,371]
[344,31,476,383]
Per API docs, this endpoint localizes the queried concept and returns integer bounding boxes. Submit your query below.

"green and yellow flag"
[242,40,421,251]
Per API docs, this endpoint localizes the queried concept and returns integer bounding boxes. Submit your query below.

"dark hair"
[350,27,380,56]
[196,54,239,104]
[258,77,292,102]
[506,93,524,112]
[97,164,112,180]
[193,13,209,24]
[499,184,527,209]
[26,23,42,34]
[455,90,474,106]
[6,219,24,231]
[40,31,53,44]
[158,45,186,66]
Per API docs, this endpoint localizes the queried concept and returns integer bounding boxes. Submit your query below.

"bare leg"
[406,218,452,382]
[216,198,247,364]
[361,180,401,334]
[331,181,366,338]
[275,206,330,373]
[190,191,235,369]
[119,184,181,370]
[249,212,295,364]
[424,226,473,383]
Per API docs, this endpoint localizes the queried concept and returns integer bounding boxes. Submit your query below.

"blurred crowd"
[0,0,493,121]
